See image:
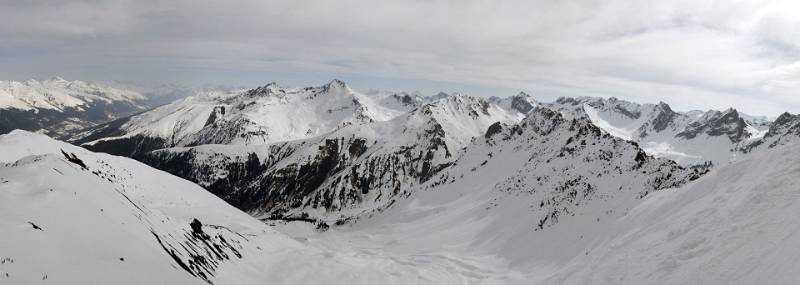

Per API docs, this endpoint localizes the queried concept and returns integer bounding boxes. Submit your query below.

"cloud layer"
[1,0,799,115]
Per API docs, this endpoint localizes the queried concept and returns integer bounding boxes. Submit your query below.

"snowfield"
[547,141,800,284]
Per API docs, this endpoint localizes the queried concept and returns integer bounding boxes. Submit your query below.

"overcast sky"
[1,0,799,115]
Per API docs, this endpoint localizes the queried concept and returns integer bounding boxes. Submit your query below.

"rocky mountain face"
[488,92,539,119]
[139,94,519,223]
[315,107,710,277]
[742,112,800,152]
[0,77,152,137]
[675,108,750,142]
[331,115,800,285]
[543,96,772,166]
[430,107,705,231]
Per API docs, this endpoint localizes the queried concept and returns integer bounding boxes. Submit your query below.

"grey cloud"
[1,0,799,115]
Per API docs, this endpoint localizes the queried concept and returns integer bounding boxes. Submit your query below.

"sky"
[1,0,799,116]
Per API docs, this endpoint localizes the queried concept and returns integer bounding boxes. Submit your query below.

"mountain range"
[3,78,800,284]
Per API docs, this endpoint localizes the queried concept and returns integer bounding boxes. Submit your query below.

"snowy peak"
[634,102,679,138]
[323,78,349,91]
[415,94,520,148]
[427,91,451,102]
[510,92,538,113]
[745,112,800,150]
[548,96,646,121]
[766,112,800,138]
[489,91,539,118]
[677,108,748,142]
[421,93,489,117]
[385,92,425,108]
[76,80,416,155]
[137,93,520,222]
[543,96,777,165]
[244,82,282,96]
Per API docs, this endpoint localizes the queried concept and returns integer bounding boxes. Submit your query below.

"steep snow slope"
[0,77,150,136]
[0,131,503,285]
[140,94,520,222]
[546,141,800,284]
[75,80,411,156]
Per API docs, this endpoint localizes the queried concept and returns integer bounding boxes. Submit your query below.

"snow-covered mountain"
[0,130,489,284]
[139,93,520,222]
[0,77,152,136]
[488,92,539,120]
[70,80,800,225]
[543,96,772,166]
[420,106,704,231]
[742,112,800,152]
[309,115,800,285]
[72,80,416,157]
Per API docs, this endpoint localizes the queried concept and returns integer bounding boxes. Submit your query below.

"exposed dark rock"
[84,135,168,159]
[490,108,706,230]
[68,116,132,144]
[510,94,535,114]
[765,112,800,138]
[143,122,455,220]
[348,138,368,157]
[676,109,748,142]
[485,122,504,139]
[0,100,145,137]
[611,106,641,120]
[203,106,226,127]
[60,149,88,169]
[27,221,43,231]
[650,102,677,133]
[150,219,246,285]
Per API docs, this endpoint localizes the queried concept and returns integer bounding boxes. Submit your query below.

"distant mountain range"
[0,77,234,138]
